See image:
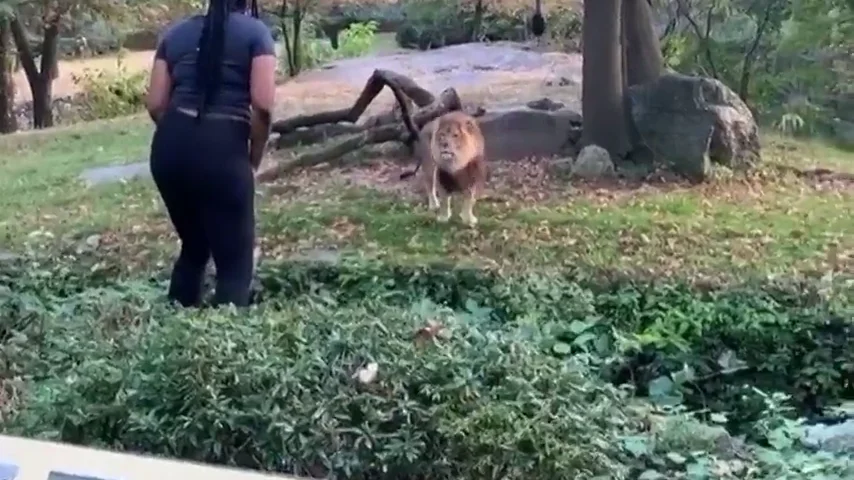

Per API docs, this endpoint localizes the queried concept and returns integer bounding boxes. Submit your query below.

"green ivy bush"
[5,254,853,431]
[71,50,148,121]
[4,265,854,478]
[256,259,854,431]
[7,293,648,478]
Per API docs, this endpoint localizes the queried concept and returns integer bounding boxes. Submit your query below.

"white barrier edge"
[0,435,305,480]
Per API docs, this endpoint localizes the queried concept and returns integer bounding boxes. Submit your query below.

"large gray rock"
[413,105,582,163]
[832,118,854,148]
[626,73,761,182]
[478,107,582,161]
[571,145,615,179]
[804,418,854,454]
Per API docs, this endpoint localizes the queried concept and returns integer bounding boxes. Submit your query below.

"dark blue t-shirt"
[155,13,276,121]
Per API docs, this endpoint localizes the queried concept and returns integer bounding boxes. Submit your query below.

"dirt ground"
[276,42,584,128]
[13,50,157,103]
[14,42,584,117]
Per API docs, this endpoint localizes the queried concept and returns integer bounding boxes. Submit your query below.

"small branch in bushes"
[675,0,720,79]
[737,0,782,101]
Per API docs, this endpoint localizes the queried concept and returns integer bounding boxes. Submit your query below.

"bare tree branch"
[738,0,781,100]
[257,88,463,183]
[675,0,720,78]
[271,69,437,134]
[257,72,466,183]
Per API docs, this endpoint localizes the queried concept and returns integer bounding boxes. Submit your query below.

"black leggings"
[149,109,255,307]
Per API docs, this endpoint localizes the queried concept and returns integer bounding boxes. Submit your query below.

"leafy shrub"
[4,257,854,478]
[659,0,854,140]
[71,50,148,121]
[338,20,380,57]
[543,3,583,52]
[315,0,405,33]
[396,0,521,50]
[276,19,378,76]
[8,295,646,478]
[256,259,854,430]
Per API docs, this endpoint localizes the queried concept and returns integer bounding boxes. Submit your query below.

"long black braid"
[195,0,260,120]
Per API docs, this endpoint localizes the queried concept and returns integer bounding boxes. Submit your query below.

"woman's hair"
[195,0,260,117]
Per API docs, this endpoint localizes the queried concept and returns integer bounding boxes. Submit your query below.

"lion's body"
[396,101,488,226]
[422,112,487,225]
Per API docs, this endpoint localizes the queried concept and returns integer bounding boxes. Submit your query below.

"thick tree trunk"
[10,16,58,129]
[581,0,630,158]
[621,0,664,87]
[621,0,664,150]
[0,18,17,134]
[31,76,53,128]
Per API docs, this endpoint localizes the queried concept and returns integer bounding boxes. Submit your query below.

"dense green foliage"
[658,0,853,141]
[275,19,380,76]
[2,256,853,478]
[70,49,148,121]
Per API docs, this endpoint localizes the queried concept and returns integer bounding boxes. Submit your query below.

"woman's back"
[157,12,274,121]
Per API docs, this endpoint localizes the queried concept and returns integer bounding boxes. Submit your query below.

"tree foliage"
[659,0,853,135]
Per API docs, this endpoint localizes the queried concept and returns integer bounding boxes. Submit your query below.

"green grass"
[1,116,852,282]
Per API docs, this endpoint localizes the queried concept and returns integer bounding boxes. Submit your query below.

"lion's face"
[435,123,466,153]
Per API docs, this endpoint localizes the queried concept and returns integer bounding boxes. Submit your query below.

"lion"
[392,91,487,226]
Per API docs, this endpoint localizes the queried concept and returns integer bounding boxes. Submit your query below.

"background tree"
[4,0,125,129]
[622,0,663,87]
[0,12,16,133]
[581,0,663,158]
[580,0,630,157]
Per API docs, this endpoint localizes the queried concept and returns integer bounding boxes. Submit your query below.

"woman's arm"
[248,23,277,171]
[145,41,172,124]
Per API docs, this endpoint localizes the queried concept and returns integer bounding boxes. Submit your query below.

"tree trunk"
[31,76,52,128]
[581,0,630,158]
[10,16,58,129]
[292,2,302,73]
[32,21,58,129]
[0,18,17,134]
[621,0,663,87]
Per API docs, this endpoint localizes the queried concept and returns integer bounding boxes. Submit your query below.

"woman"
[144,0,276,307]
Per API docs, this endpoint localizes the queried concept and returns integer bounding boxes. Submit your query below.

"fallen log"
[256,88,463,183]
[275,103,488,150]
[271,69,436,135]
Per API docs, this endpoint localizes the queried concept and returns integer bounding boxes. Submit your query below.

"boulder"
[474,106,582,162]
[831,118,854,148]
[414,105,581,162]
[571,145,615,179]
[625,73,761,182]
[804,417,854,454]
